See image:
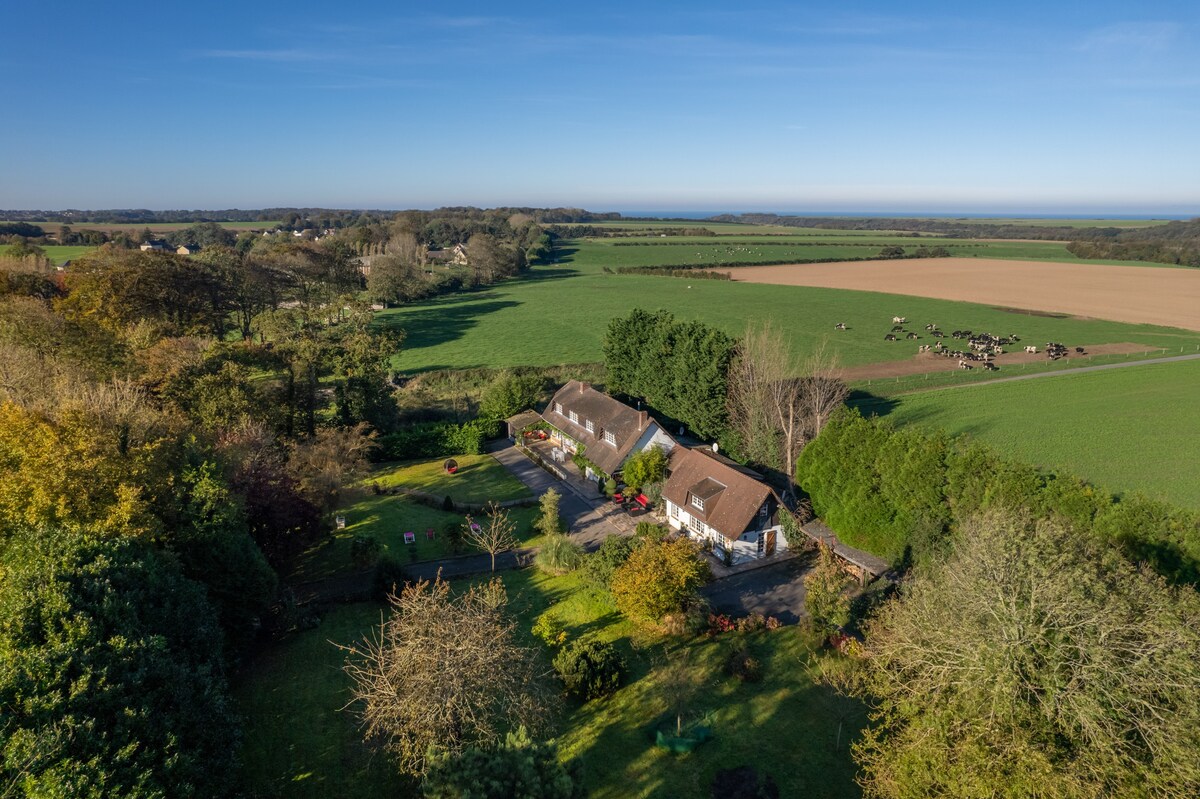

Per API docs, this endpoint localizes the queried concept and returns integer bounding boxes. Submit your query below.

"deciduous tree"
[463,502,519,572]
[610,537,710,622]
[847,511,1200,798]
[340,577,551,776]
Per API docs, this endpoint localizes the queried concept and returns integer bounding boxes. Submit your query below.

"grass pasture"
[237,567,866,799]
[1,244,95,264]
[881,358,1200,508]
[377,247,1200,377]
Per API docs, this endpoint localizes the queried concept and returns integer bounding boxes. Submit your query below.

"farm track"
[731,257,1200,331]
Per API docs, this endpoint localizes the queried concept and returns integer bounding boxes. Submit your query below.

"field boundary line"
[895,353,1200,395]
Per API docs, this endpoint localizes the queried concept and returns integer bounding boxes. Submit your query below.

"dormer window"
[585,419,595,434]
[569,410,578,424]
[691,495,704,511]
[554,402,563,415]
[603,430,616,446]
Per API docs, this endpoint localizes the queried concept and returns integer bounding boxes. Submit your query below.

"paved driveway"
[488,440,624,549]
[700,556,814,625]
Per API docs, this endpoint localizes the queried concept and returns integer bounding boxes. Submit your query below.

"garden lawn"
[290,457,537,581]
[367,454,532,504]
[235,602,411,799]
[237,567,866,799]
[376,241,1200,374]
[882,358,1200,509]
[291,496,540,582]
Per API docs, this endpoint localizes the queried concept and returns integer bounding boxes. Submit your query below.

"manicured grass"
[291,456,537,581]
[234,602,412,798]
[291,494,539,582]
[376,242,1200,374]
[881,358,1200,508]
[237,567,866,799]
[368,454,533,504]
[1,244,95,263]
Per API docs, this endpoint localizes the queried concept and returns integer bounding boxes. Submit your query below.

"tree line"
[0,234,405,795]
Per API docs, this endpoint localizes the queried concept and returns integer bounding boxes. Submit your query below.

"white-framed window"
[688,516,704,535]
[691,495,704,511]
[568,410,578,424]
[603,430,616,446]
[669,502,679,519]
[759,503,769,520]
[554,402,563,415]
[585,419,594,433]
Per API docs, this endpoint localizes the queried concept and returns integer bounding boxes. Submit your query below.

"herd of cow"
[833,315,1088,372]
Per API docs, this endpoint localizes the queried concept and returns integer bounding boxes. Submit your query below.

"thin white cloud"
[1077,22,1179,53]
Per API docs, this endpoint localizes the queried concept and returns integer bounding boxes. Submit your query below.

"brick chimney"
[638,410,648,429]
[579,381,589,393]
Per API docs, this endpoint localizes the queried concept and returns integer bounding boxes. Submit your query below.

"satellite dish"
[712,442,719,453]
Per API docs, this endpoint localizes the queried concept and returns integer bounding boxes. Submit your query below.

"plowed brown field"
[730,258,1200,331]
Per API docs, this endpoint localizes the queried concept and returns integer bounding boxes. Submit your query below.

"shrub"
[724,647,763,683]
[635,521,669,541]
[423,727,584,799]
[611,537,711,622]
[532,613,568,647]
[581,534,636,587]
[603,477,617,497]
[441,495,455,512]
[535,534,585,575]
[373,554,408,598]
[711,766,780,799]
[623,446,668,493]
[553,639,627,700]
[376,419,493,461]
[661,603,709,637]
[350,535,382,568]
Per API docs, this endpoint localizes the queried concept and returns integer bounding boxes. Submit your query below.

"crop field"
[237,568,865,799]
[567,238,1170,272]
[0,244,94,263]
[377,243,1200,375]
[731,258,1200,331]
[881,358,1200,509]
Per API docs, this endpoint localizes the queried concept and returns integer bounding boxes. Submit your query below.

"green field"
[881,358,1200,508]
[237,567,865,799]
[1,244,95,264]
[291,457,537,582]
[934,217,1176,228]
[376,242,1200,375]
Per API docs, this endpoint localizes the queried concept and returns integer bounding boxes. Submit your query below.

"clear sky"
[3,1,1199,213]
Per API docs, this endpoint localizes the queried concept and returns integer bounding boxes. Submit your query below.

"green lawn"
[237,568,866,799]
[1,244,95,264]
[376,242,1200,375]
[881,358,1200,509]
[366,454,533,504]
[234,602,412,798]
[290,457,538,582]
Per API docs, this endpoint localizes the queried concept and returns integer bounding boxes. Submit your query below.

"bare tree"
[287,422,376,514]
[463,502,519,572]
[798,338,849,439]
[339,577,551,777]
[728,325,850,496]
[726,321,803,493]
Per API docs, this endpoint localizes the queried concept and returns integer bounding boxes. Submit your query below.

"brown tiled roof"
[540,381,662,476]
[662,447,778,540]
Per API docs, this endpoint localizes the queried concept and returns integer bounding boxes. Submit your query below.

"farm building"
[663,446,787,565]
[139,239,170,252]
[538,381,676,482]
[175,244,201,255]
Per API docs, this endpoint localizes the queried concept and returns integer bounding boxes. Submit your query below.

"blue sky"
[3,1,1199,213]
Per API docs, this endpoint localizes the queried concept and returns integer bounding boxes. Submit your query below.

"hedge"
[375,418,500,461]
[796,408,1200,584]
